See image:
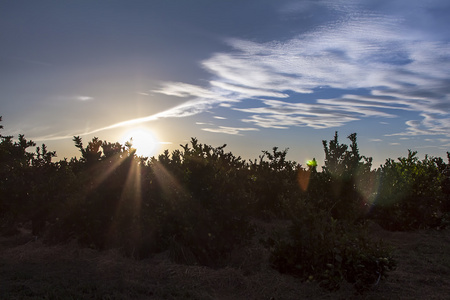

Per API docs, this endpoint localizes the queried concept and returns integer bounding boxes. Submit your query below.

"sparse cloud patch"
[201,126,259,135]
[76,96,93,101]
[386,114,450,137]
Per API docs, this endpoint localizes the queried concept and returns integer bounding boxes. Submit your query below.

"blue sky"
[1,0,449,167]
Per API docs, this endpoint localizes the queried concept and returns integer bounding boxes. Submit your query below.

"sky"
[1,0,450,168]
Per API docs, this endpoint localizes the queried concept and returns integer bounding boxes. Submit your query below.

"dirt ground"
[1,221,449,300]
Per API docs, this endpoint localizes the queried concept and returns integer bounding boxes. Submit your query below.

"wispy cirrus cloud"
[236,99,361,129]
[38,1,449,144]
[153,82,216,99]
[76,96,94,101]
[55,95,95,101]
[152,1,450,139]
[201,126,259,135]
[31,97,221,141]
[386,114,450,137]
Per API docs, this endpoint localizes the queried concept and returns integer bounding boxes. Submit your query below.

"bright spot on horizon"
[120,127,159,158]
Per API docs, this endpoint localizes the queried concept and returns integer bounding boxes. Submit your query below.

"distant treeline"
[1,115,449,292]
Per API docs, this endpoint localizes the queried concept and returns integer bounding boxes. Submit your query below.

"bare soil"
[1,221,449,299]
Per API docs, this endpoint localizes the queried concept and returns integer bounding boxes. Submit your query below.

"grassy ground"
[1,221,449,299]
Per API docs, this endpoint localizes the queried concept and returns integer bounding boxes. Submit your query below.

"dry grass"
[1,221,450,299]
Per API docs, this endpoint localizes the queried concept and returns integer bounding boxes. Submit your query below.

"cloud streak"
[201,126,259,135]
[32,97,221,141]
[33,1,450,144]
[153,1,450,138]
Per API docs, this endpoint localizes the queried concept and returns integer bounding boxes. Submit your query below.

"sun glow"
[120,127,159,158]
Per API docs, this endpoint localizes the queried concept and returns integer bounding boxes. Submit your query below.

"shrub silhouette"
[248,147,300,219]
[372,150,448,230]
[0,117,36,234]
[49,137,252,264]
[321,132,375,222]
[2,116,449,292]
[148,138,252,266]
[265,132,396,292]
[266,205,396,293]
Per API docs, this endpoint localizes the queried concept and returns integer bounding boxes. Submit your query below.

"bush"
[372,150,447,230]
[0,121,35,234]
[321,132,375,222]
[48,137,253,265]
[149,138,252,266]
[4,116,441,293]
[247,147,300,218]
[265,205,395,293]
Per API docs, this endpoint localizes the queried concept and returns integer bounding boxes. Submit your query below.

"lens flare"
[121,127,159,158]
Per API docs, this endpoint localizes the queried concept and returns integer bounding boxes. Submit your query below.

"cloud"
[36,1,450,143]
[77,96,93,101]
[235,99,361,129]
[220,31,449,131]
[209,80,290,99]
[153,82,216,99]
[56,95,94,101]
[386,114,450,137]
[32,98,220,141]
[201,126,259,135]
[148,2,450,138]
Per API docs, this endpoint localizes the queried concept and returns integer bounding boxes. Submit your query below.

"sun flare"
[120,127,159,158]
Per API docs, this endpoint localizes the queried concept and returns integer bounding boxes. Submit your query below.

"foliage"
[442,152,450,213]
[259,132,398,292]
[321,132,375,222]
[48,137,252,265]
[148,138,252,266]
[3,115,450,292]
[265,206,396,292]
[0,116,36,234]
[372,150,448,230]
[247,147,300,218]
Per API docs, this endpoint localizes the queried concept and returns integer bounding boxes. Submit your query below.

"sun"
[120,127,159,158]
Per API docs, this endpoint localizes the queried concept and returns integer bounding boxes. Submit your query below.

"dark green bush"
[48,137,252,265]
[321,132,376,222]
[247,147,300,218]
[265,205,395,292]
[148,138,252,266]
[372,150,447,230]
[0,119,35,234]
[7,116,449,293]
